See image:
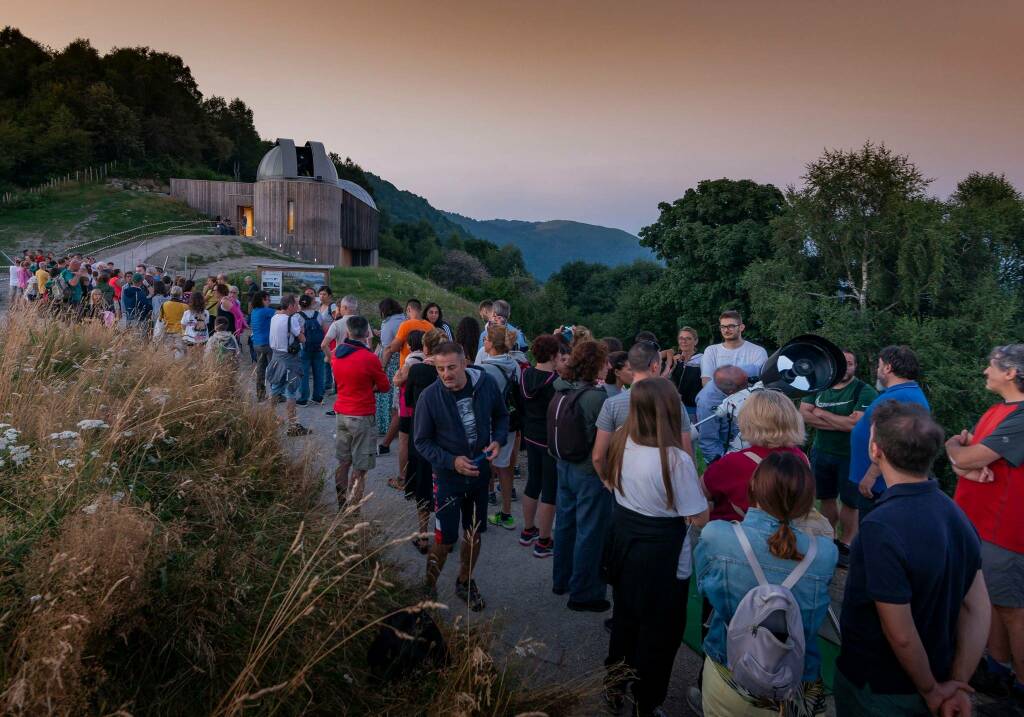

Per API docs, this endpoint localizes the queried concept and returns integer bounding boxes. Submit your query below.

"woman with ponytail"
[602,378,709,717]
[695,451,838,716]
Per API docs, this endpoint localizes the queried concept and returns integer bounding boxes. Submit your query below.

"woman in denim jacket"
[695,452,838,716]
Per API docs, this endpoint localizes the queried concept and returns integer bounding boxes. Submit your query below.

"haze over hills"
[365,172,655,280]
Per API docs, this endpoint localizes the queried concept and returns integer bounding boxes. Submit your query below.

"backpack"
[725,522,819,702]
[483,361,521,428]
[546,386,600,463]
[51,271,69,302]
[301,310,325,348]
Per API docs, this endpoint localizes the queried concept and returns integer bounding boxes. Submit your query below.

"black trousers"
[604,506,689,715]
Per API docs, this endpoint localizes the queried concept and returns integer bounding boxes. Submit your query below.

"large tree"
[637,178,785,341]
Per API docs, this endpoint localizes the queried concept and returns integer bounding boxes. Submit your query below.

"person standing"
[947,344,1024,701]
[836,401,989,717]
[700,310,768,385]
[519,334,561,558]
[668,326,704,421]
[696,452,839,716]
[121,273,151,329]
[403,328,445,553]
[266,294,310,436]
[249,292,276,402]
[375,298,406,436]
[321,295,360,414]
[603,378,709,717]
[424,302,454,340]
[849,345,930,519]
[475,299,528,362]
[550,340,612,612]
[381,299,435,369]
[181,292,211,352]
[317,286,338,393]
[799,349,876,564]
[413,342,508,611]
[330,316,390,508]
[296,294,326,406]
[478,325,524,531]
[455,316,482,366]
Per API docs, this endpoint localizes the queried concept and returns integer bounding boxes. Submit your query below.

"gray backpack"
[725,522,818,702]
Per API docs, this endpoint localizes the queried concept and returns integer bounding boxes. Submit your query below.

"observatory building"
[170,139,379,266]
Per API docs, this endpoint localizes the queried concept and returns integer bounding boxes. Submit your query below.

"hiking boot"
[513,465,522,479]
[567,599,610,613]
[325,409,336,416]
[295,400,308,406]
[519,526,539,545]
[835,539,851,570]
[286,423,312,437]
[533,538,554,558]
[488,490,497,506]
[309,398,324,406]
[488,512,516,530]
[455,578,485,611]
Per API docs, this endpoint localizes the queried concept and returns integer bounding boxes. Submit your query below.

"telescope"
[694,334,847,429]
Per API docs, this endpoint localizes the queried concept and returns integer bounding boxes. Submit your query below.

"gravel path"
[269,383,705,717]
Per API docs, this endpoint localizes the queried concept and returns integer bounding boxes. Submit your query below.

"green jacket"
[552,377,607,472]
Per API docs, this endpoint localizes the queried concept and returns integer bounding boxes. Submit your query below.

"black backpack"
[366,610,447,681]
[301,310,325,348]
[546,386,600,463]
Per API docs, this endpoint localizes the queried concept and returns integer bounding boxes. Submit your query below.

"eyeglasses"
[719,324,740,330]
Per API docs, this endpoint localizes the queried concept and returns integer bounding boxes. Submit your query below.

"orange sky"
[8,0,1024,232]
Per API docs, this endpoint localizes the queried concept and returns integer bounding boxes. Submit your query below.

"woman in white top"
[181,291,210,349]
[603,377,709,717]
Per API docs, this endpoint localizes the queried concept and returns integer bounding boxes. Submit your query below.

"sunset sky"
[8,1,1024,233]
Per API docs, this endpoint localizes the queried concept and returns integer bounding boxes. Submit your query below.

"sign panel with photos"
[257,265,332,306]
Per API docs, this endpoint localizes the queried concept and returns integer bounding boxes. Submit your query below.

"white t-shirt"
[269,312,302,352]
[181,309,210,344]
[615,438,708,578]
[9,266,19,287]
[324,315,353,346]
[700,341,769,380]
[317,303,337,329]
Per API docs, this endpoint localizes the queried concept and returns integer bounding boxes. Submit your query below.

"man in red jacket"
[331,315,390,507]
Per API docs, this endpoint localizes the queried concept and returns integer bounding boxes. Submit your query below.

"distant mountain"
[365,173,472,240]
[365,172,654,280]
[443,213,656,280]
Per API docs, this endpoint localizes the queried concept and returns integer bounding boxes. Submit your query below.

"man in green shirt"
[800,349,877,566]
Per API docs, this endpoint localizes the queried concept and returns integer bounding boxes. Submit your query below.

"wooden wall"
[172,176,379,266]
[169,179,253,222]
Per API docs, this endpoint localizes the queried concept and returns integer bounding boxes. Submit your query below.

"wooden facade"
[169,177,378,266]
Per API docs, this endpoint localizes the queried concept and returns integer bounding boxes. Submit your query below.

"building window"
[287,200,295,234]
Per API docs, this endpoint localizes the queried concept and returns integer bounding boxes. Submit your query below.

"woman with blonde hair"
[603,378,709,716]
[701,390,808,522]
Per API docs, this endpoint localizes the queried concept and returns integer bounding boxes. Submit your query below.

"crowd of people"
[12,249,1024,717]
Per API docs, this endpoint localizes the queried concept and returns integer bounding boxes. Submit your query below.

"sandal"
[387,477,404,491]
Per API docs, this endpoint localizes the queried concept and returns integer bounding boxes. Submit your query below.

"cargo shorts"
[335,414,377,471]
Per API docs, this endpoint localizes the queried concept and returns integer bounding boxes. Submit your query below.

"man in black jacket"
[413,342,508,611]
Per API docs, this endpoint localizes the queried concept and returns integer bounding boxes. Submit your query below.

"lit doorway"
[237,206,254,237]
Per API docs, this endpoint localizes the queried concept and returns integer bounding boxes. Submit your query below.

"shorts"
[335,414,377,471]
[811,449,859,506]
[491,431,517,469]
[433,472,490,545]
[525,440,557,505]
[981,540,1024,608]
[399,416,413,434]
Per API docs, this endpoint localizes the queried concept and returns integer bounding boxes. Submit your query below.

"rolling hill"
[365,173,654,280]
[443,213,655,280]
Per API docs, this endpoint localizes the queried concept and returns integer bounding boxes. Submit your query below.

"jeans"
[299,348,325,403]
[553,460,613,603]
[254,345,272,400]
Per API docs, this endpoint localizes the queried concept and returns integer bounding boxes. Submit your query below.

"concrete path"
[271,384,705,716]
[97,233,214,269]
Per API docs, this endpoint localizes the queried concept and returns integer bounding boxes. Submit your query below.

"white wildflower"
[77,419,110,431]
[57,459,76,469]
[49,431,81,441]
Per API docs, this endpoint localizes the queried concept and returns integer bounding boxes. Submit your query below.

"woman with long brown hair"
[695,452,838,716]
[602,378,708,717]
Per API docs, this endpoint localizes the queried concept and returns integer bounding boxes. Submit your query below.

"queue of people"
[16,251,1024,717]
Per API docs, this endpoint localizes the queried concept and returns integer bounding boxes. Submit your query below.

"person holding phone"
[413,341,509,612]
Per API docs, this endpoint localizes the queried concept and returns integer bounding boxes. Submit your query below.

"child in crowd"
[206,316,241,363]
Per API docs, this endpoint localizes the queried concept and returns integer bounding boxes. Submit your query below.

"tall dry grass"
[0,305,585,716]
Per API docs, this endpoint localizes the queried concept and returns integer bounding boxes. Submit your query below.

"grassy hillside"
[0,183,209,256]
[444,213,656,279]
[328,263,478,325]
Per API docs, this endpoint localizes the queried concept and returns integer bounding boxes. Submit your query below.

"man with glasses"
[700,310,768,386]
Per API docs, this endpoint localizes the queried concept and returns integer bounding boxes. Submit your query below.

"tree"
[637,178,785,339]
[429,250,490,289]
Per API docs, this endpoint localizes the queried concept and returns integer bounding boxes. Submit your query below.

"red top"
[954,402,1024,552]
[330,343,390,416]
[110,276,122,300]
[703,445,809,521]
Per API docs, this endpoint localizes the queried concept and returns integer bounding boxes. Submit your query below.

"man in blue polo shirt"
[474,299,527,362]
[849,345,930,520]
[836,401,989,717]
